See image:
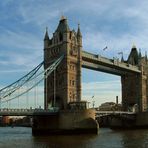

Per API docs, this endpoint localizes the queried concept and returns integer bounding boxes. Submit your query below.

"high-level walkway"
[82,51,141,75]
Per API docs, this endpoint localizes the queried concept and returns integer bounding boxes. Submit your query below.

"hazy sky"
[0,0,148,107]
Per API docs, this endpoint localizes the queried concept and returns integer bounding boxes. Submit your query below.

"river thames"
[0,127,148,148]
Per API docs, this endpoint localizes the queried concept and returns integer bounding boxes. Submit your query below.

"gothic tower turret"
[44,17,82,109]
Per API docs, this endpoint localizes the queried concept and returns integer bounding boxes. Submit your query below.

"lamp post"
[92,100,95,108]
[118,52,124,62]
[0,97,1,109]
[92,96,95,108]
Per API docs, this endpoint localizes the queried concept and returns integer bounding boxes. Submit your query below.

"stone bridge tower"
[122,46,148,112]
[43,16,82,109]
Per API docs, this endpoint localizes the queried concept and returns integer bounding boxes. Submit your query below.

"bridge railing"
[0,108,59,113]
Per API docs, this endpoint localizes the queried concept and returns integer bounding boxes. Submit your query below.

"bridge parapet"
[96,110,136,115]
[95,111,136,120]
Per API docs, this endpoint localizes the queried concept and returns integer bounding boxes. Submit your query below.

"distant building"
[0,116,10,125]
[98,102,122,111]
[9,116,32,127]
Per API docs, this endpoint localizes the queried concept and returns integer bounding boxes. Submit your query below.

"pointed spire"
[44,27,49,41]
[121,55,124,62]
[77,23,82,37]
[138,48,142,58]
[56,16,70,32]
[60,15,66,21]
[127,45,139,65]
[145,51,147,61]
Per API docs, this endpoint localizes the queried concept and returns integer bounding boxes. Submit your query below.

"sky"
[0,0,148,108]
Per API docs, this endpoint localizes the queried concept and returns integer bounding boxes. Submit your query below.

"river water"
[0,127,148,148]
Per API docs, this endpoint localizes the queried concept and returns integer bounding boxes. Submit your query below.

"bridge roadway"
[0,108,59,116]
[96,110,136,118]
[0,108,136,117]
[82,50,141,76]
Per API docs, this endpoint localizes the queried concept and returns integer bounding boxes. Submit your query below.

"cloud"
[82,80,121,95]
[0,28,43,70]
[0,29,42,50]
[75,1,148,59]
[0,69,29,73]
[15,0,74,27]
[18,3,59,26]
[1,0,148,66]
[83,29,148,60]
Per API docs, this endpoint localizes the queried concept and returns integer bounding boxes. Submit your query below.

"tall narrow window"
[59,32,63,41]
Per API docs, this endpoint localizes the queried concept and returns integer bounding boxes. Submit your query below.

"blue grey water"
[0,127,148,148]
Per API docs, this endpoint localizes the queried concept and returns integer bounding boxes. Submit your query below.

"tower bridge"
[0,16,148,132]
[43,16,148,112]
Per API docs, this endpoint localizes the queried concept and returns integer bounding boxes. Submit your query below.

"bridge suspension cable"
[0,55,64,105]
[0,62,43,99]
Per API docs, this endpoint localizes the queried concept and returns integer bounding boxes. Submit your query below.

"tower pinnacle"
[56,16,70,33]
[139,48,142,58]
[60,15,66,21]
[77,23,82,37]
[132,44,136,49]
[44,27,49,41]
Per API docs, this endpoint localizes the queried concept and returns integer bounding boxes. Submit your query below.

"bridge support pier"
[96,113,148,129]
[32,109,98,135]
[121,73,140,111]
[110,117,136,129]
[109,113,148,129]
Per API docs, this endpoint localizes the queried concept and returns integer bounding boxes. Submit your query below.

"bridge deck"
[0,109,59,116]
[0,109,136,116]
[96,111,136,117]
